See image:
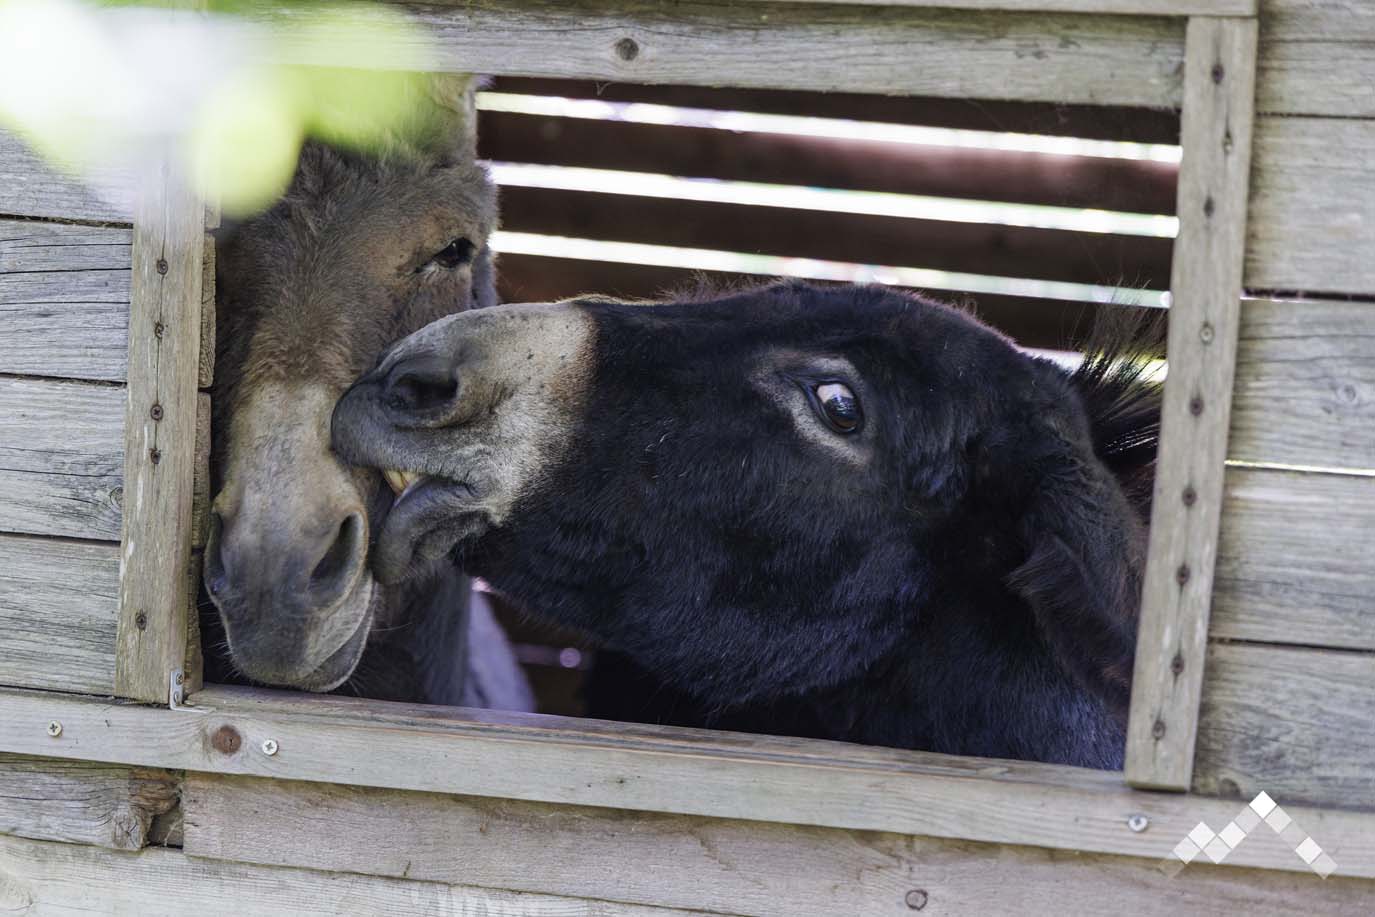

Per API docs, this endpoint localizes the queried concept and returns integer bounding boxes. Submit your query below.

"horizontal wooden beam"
[498,187,1174,288]
[0,835,710,917]
[186,772,1370,917]
[1213,466,1375,652]
[479,110,1180,216]
[488,77,1183,144]
[0,534,119,694]
[2,684,1373,877]
[728,0,1256,14]
[326,2,1189,108]
[1195,641,1375,810]
[0,130,130,224]
[0,753,177,850]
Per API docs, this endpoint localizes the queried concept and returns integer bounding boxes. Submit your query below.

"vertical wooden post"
[1125,16,1258,790]
[115,152,206,704]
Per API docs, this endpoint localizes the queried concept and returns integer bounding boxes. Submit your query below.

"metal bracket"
[169,668,186,710]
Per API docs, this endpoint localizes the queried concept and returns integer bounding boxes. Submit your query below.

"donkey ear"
[1004,416,1145,719]
[417,72,485,163]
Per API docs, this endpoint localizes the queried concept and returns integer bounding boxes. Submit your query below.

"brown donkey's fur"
[203,76,529,706]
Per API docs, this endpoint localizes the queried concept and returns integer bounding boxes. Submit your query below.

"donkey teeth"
[383,469,424,496]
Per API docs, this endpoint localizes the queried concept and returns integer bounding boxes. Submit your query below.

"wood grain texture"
[115,156,206,704]
[0,376,125,541]
[0,219,132,382]
[1127,17,1258,792]
[4,683,1375,878]
[731,0,1254,12]
[184,773,1375,917]
[1195,642,1375,811]
[1230,298,1375,469]
[0,534,118,694]
[0,753,177,850]
[0,131,130,223]
[199,233,215,389]
[0,835,714,917]
[1257,0,1375,117]
[1245,117,1375,296]
[304,2,1192,108]
[1213,467,1375,651]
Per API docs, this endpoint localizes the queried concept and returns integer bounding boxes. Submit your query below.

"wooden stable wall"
[2,1,1374,914]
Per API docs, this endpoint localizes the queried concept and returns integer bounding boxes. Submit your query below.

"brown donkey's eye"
[430,238,475,270]
[813,382,862,434]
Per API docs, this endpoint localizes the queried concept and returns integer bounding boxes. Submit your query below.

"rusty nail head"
[1171,653,1185,676]
[150,403,164,421]
[1153,718,1167,739]
[1203,196,1215,218]
[46,720,62,738]
[149,448,161,465]
[1189,396,1204,416]
[135,611,148,630]
[211,725,242,755]
[615,37,639,60]
[1211,62,1225,84]
[1182,485,1197,506]
[261,738,279,756]
[1128,814,1150,833]
[156,258,168,275]
[905,889,928,910]
[1176,564,1191,586]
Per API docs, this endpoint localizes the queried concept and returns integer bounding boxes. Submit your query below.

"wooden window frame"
[13,0,1349,878]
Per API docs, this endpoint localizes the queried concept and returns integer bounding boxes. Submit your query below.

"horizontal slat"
[184,773,1375,917]
[0,218,132,382]
[0,130,129,223]
[1195,642,1375,811]
[727,0,1255,12]
[0,376,124,541]
[1230,298,1375,469]
[0,835,711,917]
[495,252,1144,351]
[488,77,1183,144]
[376,2,1186,108]
[6,683,1375,878]
[480,111,1180,216]
[0,534,119,694]
[1213,467,1375,651]
[499,187,1173,288]
[0,753,177,850]
[1257,0,1375,117]
[1246,117,1375,295]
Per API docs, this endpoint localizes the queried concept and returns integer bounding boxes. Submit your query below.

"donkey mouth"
[373,469,487,585]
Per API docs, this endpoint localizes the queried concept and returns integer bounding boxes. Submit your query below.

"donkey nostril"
[384,355,460,415]
[310,512,364,598]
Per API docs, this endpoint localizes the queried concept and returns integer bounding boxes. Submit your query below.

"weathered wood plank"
[1213,467,1375,651]
[1230,298,1375,470]
[0,753,177,850]
[313,2,1189,108]
[1246,117,1375,296]
[199,232,215,389]
[0,131,130,224]
[185,773,1375,917]
[1195,642,1375,811]
[116,155,206,705]
[0,376,125,541]
[0,835,715,917]
[0,534,118,694]
[1257,0,1375,117]
[732,0,1255,12]
[0,219,132,382]
[1127,17,1258,792]
[5,684,1375,878]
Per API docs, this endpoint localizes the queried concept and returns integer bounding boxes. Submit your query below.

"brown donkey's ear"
[1005,419,1146,719]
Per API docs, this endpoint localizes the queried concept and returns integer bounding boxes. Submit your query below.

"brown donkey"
[203,76,530,706]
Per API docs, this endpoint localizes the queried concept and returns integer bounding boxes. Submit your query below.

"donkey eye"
[429,238,475,270]
[812,382,862,434]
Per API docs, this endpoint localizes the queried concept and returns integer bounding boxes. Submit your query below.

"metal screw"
[1211,62,1225,84]
[135,611,148,630]
[1199,322,1215,345]
[149,448,161,465]
[1171,653,1186,676]
[905,889,929,910]
[156,258,169,275]
[1203,196,1215,218]
[175,671,185,686]
[149,403,164,421]
[1127,813,1150,833]
[1152,718,1167,740]
[1182,485,1197,507]
[46,721,63,738]
[261,738,279,756]
[153,321,165,338]
[1189,395,1205,416]
[1176,564,1192,586]
[615,37,640,61]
